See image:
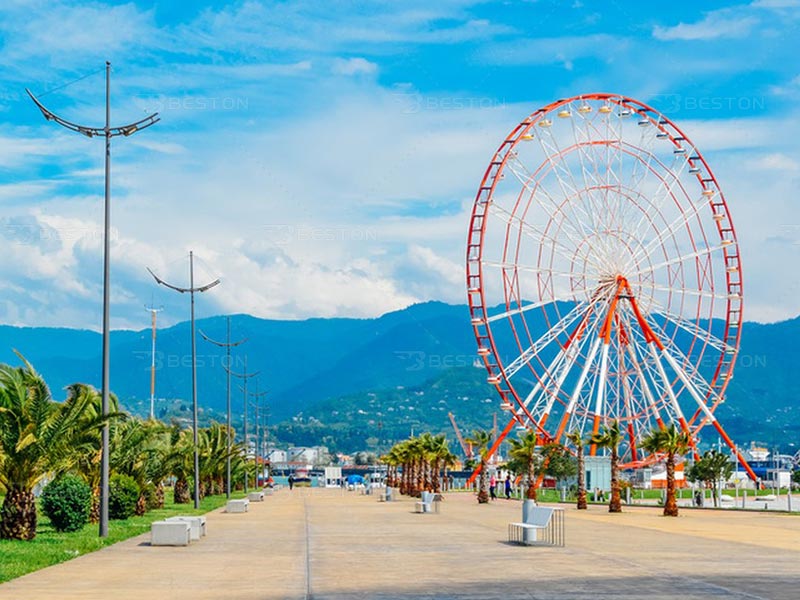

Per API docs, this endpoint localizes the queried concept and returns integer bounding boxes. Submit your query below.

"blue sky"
[0,0,798,329]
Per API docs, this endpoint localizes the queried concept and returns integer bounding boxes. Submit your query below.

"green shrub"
[40,474,91,532]
[108,474,139,520]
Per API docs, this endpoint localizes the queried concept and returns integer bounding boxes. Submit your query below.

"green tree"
[465,430,492,503]
[543,442,577,494]
[0,358,105,540]
[687,449,733,507]
[566,429,588,509]
[591,420,624,513]
[508,430,543,501]
[641,424,691,516]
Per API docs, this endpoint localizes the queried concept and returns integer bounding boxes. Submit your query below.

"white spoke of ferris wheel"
[488,201,598,271]
[539,115,607,242]
[527,297,607,418]
[622,191,715,274]
[649,285,732,302]
[593,342,611,419]
[482,260,577,281]
[620,124,661,229]
[647,301,729,353]
[504,152,595,246]
[625,241,723,281]
[569,107,606,234]
[645,313,721,401]
[566,336,603,415]
[623,315,664,426]
[622,153,694,266]
[503,301,587,379]
[486,287,597,324]
[647,342,688,425]
[504,150,597,245]
[534,130,617,260]
[568,113,622,262]
[661,347,718,422]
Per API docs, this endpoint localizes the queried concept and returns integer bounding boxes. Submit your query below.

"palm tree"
[69,384,123,522]
[166,424,194,504]
[508,430,542,501]
[591,420,624,513]
[465,429,492,503]
[641,423,691,516]
[566,429,588,509]
[0,358,105,540]
[111,418,170,515]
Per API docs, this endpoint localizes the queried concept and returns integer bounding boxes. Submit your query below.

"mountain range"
[1,302,797,453]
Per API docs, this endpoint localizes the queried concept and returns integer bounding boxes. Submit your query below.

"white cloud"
[653,14,758,41]
[332,58,378,76]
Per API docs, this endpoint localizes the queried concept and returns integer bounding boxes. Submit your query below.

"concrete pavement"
[1,487,798,599]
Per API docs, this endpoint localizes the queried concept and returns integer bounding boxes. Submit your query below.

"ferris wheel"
[467,93,756,480]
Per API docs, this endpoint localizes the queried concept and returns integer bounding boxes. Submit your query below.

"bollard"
[626,487,631,506]
[741,489,746,509]
[788,492,792,512]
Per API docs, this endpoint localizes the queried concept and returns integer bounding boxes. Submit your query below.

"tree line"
[0,356,256,541]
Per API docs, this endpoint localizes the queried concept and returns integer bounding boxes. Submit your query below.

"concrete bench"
[248,491,265,502]
[508,505,564,547]
[226,498,250,513]
[414,491,440,514]
[151,520,192,546]
[165,516,206,541]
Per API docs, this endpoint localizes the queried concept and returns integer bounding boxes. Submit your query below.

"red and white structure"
[466,93,756,480]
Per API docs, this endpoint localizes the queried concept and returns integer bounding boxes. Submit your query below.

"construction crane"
[448,412,473,460]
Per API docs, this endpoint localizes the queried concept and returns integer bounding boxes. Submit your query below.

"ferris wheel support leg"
[660,351,759,484]
[466,416,520,486]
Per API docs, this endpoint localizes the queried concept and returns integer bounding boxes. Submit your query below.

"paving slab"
[1,488,798,599]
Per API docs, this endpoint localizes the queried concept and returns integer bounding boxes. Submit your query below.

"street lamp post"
[249,381,268,488]
[148,251,220,509]
[27,62,159,538]
[228,358,259,492]
[200,318,246,498]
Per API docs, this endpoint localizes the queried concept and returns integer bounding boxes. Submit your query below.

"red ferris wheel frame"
[465,93,756,482]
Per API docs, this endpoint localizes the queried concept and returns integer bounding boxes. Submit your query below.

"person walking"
[489,474,497,500]
[288,474,294,491]
[504,474,512,499]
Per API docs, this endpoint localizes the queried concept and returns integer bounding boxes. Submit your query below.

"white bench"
[508,506,565,547]
[248,491,265,502]
[151,520,192,546]
[226,498,250,513]
[165,516,206,541]
[414,491,441,514]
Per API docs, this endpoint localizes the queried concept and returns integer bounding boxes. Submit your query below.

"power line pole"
[200,318,246,499]
[27,63,159,538]
[229,357,259,493]
[148,251,220,509]
[145,303,163,420]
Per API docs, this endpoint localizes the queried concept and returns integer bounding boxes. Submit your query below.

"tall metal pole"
[190,252,200,508]
[229,360,259,493]
[99,61,112,538]
[145,303,163,420]
[200,318,246,499]
[249,381,268,488]
[27,63,159,538]
[148,253,220,510]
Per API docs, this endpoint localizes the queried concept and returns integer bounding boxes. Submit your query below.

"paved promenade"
[1,488,798,599]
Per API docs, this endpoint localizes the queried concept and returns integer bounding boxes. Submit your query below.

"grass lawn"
[0,489,244,584]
